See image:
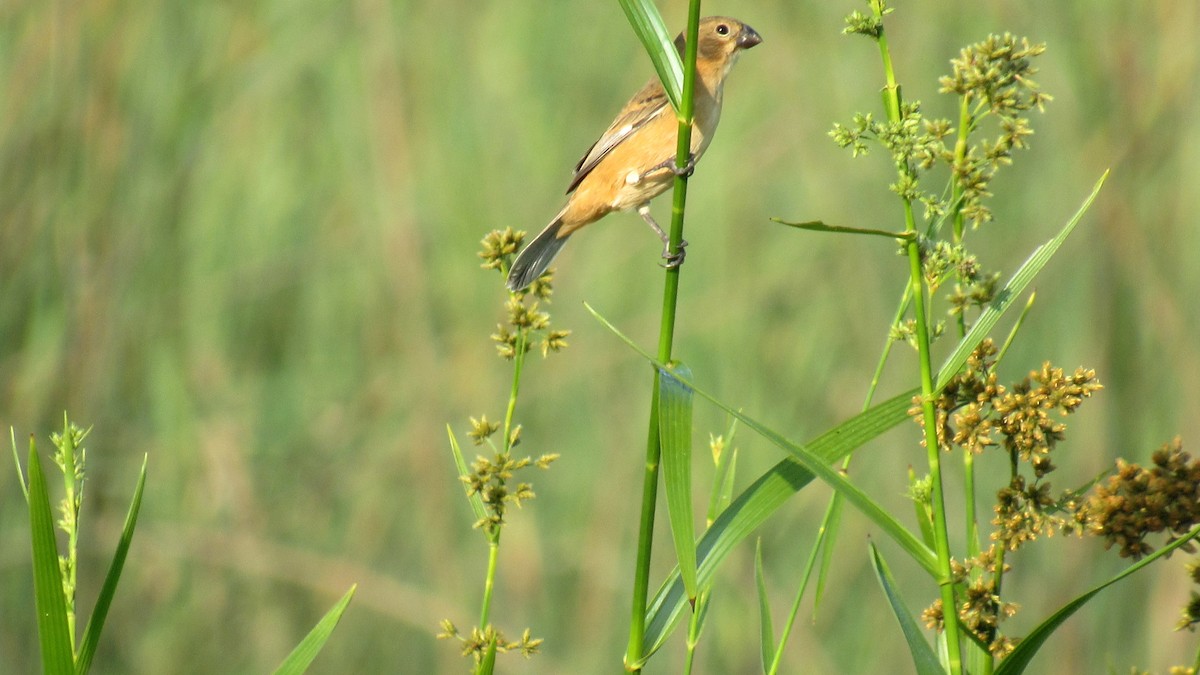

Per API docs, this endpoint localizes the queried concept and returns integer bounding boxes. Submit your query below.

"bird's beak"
[738,25,763,50]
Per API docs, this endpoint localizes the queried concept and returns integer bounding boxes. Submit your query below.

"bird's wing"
[566,78,671,194]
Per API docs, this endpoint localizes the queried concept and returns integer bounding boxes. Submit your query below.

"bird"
[506,16,762,291]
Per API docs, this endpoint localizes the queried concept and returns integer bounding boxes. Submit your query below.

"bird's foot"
[660,239,688,269]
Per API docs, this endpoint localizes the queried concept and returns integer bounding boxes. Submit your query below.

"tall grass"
[1,1,1199,672]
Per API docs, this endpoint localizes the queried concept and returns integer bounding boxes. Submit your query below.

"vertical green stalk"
[871,3,963,671]
[626,2,702,670]
[478,329,526,659]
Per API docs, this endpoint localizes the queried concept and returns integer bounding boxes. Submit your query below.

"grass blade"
[640,390,917,655]
[755,539,775,674]
[616,0,683,111]
[27,444,75,675]
[447,425,486,523]
[869,542,944,675]
[659,362,698,599]
[935,171,1108,391]
[75,454,148,675]
[994,525,1200,675]
[271,584,357,675]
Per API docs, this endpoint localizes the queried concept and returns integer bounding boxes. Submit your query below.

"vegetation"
[2,0,1198,672]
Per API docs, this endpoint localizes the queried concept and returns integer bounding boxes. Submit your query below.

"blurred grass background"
[1,0,1197,672]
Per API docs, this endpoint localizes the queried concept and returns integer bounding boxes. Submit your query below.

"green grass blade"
[640,390,918,656]
[479,637,497,675]
[447,425,486,523]
[813,493,844,616]
[994,525,1200,675]
[869,542,944,675]
[27,444,75,675]
[271,584,357,675]
[12,427,29,501]
[771,218,914,240]
[935,171,1108,391]
[616,0,683,111]
[659,362,698,599]
[75,454,148,675]
[755,539,775,674]
[690,388,939,575]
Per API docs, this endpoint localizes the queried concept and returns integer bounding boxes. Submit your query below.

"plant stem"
[478,327,526,660]
[872,4,963,671]
[626,2,702,670]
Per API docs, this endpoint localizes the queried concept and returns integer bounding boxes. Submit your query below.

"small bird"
[506,17,762,291]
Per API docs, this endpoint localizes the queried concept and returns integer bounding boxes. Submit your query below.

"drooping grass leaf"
[869,542,944,675]
[659,362,698,599]
[638,389,917,656]
[994,525,1200,675]
[616,0,683,111]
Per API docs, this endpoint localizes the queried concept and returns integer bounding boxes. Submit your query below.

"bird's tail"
[506,215,570,291]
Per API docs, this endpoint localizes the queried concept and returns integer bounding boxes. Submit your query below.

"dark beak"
[738,25,763,49]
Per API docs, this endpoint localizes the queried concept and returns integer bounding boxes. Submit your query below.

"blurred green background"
[2,1,1197,672]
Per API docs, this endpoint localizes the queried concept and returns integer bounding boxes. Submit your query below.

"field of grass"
[2,1,1198,672]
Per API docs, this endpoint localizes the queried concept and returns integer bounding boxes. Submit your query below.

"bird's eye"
[716,24,730,36]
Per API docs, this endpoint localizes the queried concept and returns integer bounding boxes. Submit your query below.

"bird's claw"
[659,239,688,269]
[671,155,697,179]
[652,154,697,179]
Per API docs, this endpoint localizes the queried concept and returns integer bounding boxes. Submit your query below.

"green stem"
[478,326,527,656]
[873,6,963,672]
[626,3,702,670]
[683,589,709,674]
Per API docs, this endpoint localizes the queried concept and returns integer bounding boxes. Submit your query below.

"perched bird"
[506,16,762,291]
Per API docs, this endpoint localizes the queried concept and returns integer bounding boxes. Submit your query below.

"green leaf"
[447,425,486,523]
[639,390,917,656]
[771,218,915,240]
[27,443,75,675]
[272,584,357,675]
[813,490,845,616]
[11,427,29,501]
[659,363,698,599]
[869,542,944,675]
[755,539,775,674]
[75,454,148,675]
[935,171,1108,391]
[707,395,938,575]
[479,636,497,675]
[616,0,683,111]
[995,525,1200,675]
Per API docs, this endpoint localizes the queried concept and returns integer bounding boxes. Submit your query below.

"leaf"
[869,542,944,675]
[27,443,75,675]
[638,390,917,656]
[755,539,775,674]
[659,362,698,599]
[616,0,684,111]
[447,425,486,523]
[771,218,915,240]
[813,490,845,616]
[935,171,1108,391]
[271,585,357,675]
[75,454,148,675]
[994,525,1200,675]
[709,397,938,575]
